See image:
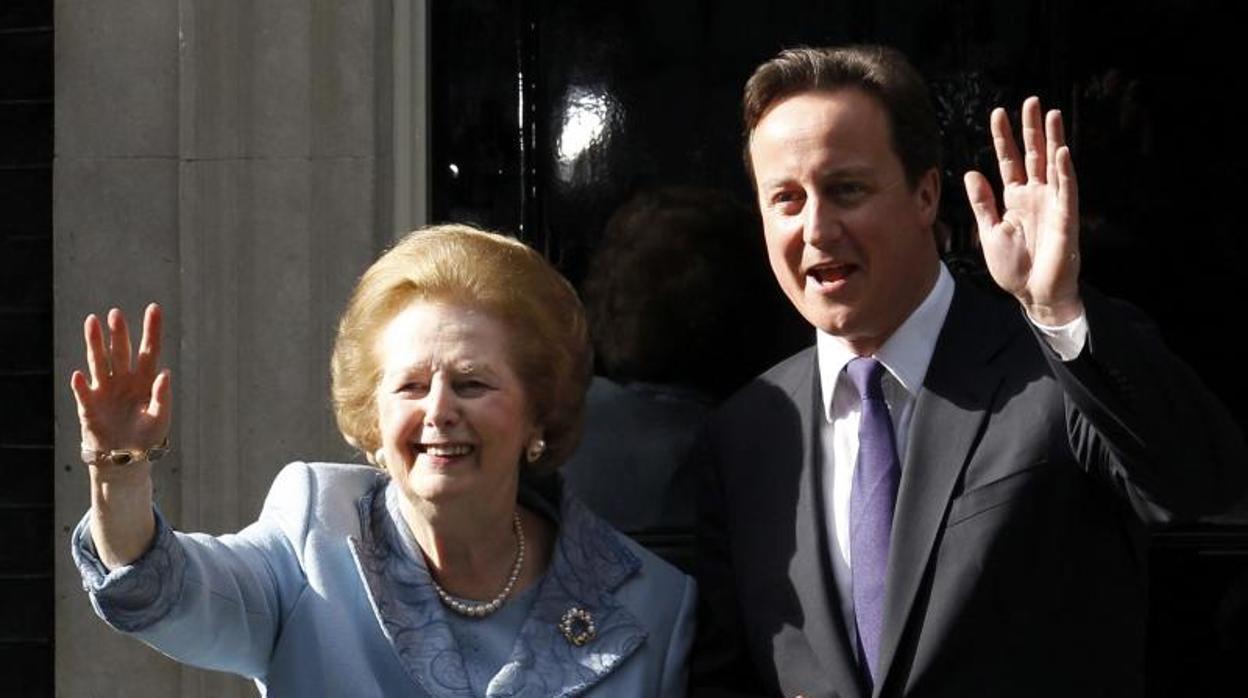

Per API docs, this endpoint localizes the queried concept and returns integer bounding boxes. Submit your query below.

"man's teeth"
[424,444,472,457]
[811,265,849,282]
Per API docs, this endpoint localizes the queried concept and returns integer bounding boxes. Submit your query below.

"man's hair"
[742,45,941,188]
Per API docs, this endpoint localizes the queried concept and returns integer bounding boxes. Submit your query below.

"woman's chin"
[400,473,471,506]
[396,469,484,506]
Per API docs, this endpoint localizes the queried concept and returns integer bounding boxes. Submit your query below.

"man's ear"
[914,167,941,227]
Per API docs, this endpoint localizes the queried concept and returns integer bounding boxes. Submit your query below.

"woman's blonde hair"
[331,224,591,474]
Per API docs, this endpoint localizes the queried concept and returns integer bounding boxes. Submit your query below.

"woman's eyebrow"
[453,359,491,376]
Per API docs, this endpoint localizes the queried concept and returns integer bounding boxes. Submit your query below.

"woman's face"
[375,300,537,508]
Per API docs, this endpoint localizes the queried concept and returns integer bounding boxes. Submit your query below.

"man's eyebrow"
[757,176,791,191]
[818,165,874,179]
[758,166,875,191]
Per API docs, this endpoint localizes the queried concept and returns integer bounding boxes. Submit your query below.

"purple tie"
[847,357,900,688]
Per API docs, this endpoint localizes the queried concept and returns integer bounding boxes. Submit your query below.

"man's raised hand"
[964,96,1083,326]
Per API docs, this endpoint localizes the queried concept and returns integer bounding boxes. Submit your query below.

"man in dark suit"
[693,45,1247,697]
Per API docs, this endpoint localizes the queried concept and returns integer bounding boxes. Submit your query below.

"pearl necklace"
[430,512,525,618]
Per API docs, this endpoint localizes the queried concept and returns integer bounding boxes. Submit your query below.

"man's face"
[749,88,941,354]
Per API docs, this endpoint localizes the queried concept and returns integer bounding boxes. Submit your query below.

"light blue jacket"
[73,462,696,696]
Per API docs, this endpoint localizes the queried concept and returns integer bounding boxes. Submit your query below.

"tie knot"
[846,357,886,401]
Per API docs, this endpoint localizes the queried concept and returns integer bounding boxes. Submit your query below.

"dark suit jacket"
[693,279,1247,697]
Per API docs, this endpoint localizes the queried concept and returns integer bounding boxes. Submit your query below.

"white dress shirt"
[816,262,1087,650]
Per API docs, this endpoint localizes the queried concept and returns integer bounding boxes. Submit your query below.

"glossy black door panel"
[429,5,1248,690]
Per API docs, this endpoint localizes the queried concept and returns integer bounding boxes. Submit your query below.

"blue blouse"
[73,462,696,697]
[445,583,541,693]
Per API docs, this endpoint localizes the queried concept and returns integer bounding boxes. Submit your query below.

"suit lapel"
[874,282,1019,694]
[786,350,869,698]
[492,495,647,697]
[350,478,648,697]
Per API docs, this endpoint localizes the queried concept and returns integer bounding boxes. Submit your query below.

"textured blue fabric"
[847,357,900,688]
[72,461,696,697]
[444,583,541,695]
[74,508,187,633]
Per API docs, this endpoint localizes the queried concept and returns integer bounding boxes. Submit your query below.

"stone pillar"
[54,1,423,694]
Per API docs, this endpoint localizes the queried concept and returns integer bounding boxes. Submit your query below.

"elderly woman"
[70,225,695,696]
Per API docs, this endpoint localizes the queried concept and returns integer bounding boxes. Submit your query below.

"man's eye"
[830,182,868,202]
[771,191,804,213]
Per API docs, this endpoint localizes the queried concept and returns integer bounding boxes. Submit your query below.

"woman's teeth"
[423,444,471,457]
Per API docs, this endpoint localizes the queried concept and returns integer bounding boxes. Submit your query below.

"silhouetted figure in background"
[562,187,786,569]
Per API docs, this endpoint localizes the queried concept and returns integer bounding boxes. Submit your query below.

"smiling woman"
[69,224,696,696]
[375,302,534,513]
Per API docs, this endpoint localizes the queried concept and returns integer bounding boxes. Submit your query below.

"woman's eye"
[455,380,489,396]
[396,382,428,395]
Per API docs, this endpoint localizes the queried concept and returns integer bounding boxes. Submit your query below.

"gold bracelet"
[81,436,170,466]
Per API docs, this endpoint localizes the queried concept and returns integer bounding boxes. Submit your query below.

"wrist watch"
[81,437,170,466]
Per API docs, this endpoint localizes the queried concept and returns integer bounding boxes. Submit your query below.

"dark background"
[429,0,1248,694]
[3,0,1246,693]
[0,0,53,694]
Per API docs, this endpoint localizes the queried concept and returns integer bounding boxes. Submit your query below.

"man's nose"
[423,379,459,427]
[801,196,841,248]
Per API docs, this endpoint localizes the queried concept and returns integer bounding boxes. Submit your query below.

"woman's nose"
[422,380,459,427]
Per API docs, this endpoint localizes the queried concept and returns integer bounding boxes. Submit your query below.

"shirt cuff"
[71,507,187,633]
[1030,312,1089,362]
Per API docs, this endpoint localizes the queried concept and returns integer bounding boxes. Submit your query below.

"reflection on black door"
[429,2,1248,694]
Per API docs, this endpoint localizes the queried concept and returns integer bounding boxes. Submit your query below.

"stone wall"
[53,1,423,694]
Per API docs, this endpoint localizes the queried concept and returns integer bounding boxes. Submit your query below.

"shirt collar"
[816,262,955,420]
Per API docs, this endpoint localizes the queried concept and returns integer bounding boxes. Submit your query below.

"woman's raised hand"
[70,303,172,470]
